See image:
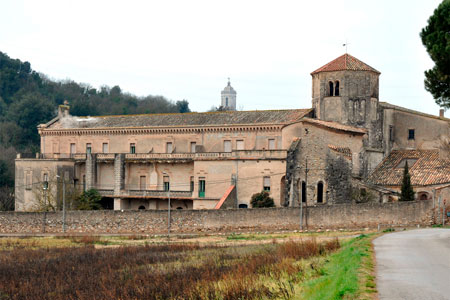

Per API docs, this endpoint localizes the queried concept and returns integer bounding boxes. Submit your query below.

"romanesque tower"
[311,54,381,149]
[221,78,237,111]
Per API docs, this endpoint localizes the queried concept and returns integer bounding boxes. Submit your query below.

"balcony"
[127,189,193,198]
[125,153,195,163]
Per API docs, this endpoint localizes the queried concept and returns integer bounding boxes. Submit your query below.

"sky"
[0,0,447,117]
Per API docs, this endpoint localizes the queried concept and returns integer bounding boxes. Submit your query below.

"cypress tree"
[400,161,415,201]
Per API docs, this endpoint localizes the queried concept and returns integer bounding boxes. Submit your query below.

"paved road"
[374,229,450,300]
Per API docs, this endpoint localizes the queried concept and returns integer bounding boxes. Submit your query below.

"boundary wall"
[0,200,435,234]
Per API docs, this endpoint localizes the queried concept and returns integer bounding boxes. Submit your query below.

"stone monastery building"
[15,54,450,211]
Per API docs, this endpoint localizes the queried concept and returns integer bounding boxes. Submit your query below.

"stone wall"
[0,200,435,234]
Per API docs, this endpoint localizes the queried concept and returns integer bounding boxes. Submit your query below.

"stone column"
[85,153,96,190]
[114,154,125,210]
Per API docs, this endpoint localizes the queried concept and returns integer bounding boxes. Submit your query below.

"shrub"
[400,162,414,201]
[250,191,275,208]
[75,189,102,210]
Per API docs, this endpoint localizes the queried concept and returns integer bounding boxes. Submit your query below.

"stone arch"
[418,191,430,200]
[138,205,146,210]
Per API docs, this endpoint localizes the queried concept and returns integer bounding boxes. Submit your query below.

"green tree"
[75,189,102,210]
[420,0,450,108]
[400,161,415,201]
[250,191,275,208]
[176,100,191,113]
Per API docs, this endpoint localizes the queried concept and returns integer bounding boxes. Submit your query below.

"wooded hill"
[0,51,191,209]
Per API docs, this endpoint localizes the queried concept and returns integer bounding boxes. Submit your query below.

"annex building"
[15,54,450,211]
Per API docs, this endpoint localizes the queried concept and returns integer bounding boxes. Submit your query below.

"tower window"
[329,81,334,96]
[317,181,324,203]
[334,81,340,96]
[389,126,394,142]
[225,97,228,107]
[408,129,415,140]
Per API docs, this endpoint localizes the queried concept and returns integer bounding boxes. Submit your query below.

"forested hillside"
[0,51,191,209]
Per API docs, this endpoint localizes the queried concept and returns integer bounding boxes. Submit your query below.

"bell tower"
[221,78,237,111]
[311,54,381,147]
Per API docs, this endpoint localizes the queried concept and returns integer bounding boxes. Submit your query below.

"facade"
[15,54,450,211]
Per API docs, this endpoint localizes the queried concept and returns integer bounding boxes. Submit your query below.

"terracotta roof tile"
[328,144,352,159]
[302,118,367,134]
[311,54,380,75]
[49,109,313,129]
[368,150,450,186]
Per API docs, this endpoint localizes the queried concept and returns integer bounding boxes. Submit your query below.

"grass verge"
[300,233,377,300]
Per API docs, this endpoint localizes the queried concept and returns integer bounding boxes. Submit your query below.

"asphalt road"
[374,229,450,300]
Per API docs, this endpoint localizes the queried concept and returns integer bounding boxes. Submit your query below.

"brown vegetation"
[0,238,339,299]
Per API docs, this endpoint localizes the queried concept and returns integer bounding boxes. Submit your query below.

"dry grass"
[0,238,339,300]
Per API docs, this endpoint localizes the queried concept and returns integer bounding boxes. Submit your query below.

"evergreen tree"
[400,161,415,201]
[420,0,450,108]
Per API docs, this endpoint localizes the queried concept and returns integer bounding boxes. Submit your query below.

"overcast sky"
[0,0,447,117]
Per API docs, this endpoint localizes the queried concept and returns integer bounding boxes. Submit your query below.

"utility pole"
[62,177,66,233]
[304,158,308,229]
[167,187,171,240]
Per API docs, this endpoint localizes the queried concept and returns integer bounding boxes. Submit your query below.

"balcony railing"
[17,149,287,161]
[127,189,192,198]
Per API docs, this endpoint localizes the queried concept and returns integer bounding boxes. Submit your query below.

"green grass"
[300,234,374,300]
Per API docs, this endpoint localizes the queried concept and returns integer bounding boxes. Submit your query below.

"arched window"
[138,205,146,210]
[225,97,229,107]
[317,181,324,203]
[329,82,334,96]
[301,181,306,203]
[418,192,430,200]
[238,204,248,208]
[334,81,340,96]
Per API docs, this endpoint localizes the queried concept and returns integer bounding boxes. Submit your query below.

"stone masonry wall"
[0,200,434,234]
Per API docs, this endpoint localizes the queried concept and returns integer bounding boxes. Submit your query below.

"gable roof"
[368,149,450,186]
[311,54,380,75]
[302,118,367,134]
[379,102,450,122]
[47,109,313,129]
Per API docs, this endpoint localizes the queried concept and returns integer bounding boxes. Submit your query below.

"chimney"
[58,100,70,118]
[439,109,444,118]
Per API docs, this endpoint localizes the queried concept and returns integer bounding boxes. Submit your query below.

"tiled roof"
[380,102,450,122]
[368,150,450,186]
[302,118,367,134]
[311,54,380,75]
[49,109,313,129]
[328,144,352,159]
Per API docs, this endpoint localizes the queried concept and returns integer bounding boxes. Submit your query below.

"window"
[25,172,32,190]
[238,204,248,208]
[236,140,244,150]
[329,81,334,96]
[86,143,92,154]
[190,142,196,153]
[163,176,170,191]
[389,126,394,142]
[130,143,136,154]
[301,181,306,203]
[198,177,205,198]
[317,182,324,203]
[166,142,173,153]
[70,143,76,155]
[225,97,229,107]
[82,175,86,191]
[43,173,48,190]
[52,142,59,153]
[138,205,146,210]
[334,81,340,96]
[139,176,146,190]
[268,139,276,150]
[224,140,232,152]
[408,129,415,140]
[263,176,271,191]
[102,143,109,153]
[190,176,194,191]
